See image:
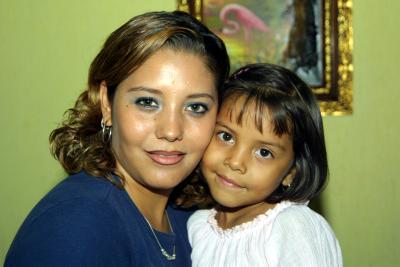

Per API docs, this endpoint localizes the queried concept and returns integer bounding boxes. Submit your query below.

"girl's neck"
[216,202,277,229]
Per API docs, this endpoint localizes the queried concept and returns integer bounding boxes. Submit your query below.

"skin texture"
[100,48,217,230]
[201,97,295,229]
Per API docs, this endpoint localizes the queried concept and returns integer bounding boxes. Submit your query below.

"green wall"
[0,0,399,266]
[322,1,400,266]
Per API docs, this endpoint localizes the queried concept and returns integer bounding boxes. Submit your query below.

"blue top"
[5,172,193,266]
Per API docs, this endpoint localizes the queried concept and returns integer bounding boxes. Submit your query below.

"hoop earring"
[101,118,112,143]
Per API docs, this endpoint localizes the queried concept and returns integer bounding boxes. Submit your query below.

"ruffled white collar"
[207,201,295,237]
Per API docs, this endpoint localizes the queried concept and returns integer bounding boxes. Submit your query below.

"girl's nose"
[155,108,184,142]
[223,146,247,174]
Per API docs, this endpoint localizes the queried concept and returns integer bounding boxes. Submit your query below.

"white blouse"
[188,201,343,267]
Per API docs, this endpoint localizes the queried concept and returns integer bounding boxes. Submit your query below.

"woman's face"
[100,48,218,193]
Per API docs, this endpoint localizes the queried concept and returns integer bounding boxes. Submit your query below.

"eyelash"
[185,103,209,115]
[216,131,234,144]
[134,98,209,115]
[216,131,274,159]
[255,148,273,159]
[135,97,159,109]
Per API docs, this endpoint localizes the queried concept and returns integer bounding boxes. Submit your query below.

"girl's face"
[201,97,294,211]
[100,48,218,192]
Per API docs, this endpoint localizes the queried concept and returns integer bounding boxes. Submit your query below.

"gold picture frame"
[177,0,353,115]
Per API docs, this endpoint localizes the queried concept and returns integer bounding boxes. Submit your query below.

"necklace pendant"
[161,248,176,260]
[142,211,176,261]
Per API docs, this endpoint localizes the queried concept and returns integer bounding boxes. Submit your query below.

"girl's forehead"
[219,97,271,129]
[218,94,292,137]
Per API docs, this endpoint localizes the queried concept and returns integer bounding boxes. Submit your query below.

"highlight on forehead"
[222,93,293,136]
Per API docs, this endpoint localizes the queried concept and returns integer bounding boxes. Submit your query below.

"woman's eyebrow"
[187,93,216,102]
[127,87,216,102]
[127,86,162,95]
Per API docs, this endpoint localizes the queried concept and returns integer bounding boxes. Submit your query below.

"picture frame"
[177,0,353,115]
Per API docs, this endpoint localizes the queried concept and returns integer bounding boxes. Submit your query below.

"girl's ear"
[282,167,296,187]
[99,81,112,126]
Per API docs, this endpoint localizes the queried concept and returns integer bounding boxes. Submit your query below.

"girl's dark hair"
[224,63,327,203]
[49,11,230,188]
[179,63,327,207]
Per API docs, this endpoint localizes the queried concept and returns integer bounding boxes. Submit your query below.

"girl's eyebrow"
[216,121,236,134]
[258,140,287,152]
[187,93,216,102]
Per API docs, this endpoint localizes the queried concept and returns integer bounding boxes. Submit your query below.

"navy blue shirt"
[5,172,193,266]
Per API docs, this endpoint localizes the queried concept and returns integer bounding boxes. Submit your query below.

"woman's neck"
[123,174,172,232]
[216,202,277,229]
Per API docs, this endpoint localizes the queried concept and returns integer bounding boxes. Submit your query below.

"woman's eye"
[217,131,234,144]
[135,97,159,109]
[186,103,208,114]
[256,148,273,159]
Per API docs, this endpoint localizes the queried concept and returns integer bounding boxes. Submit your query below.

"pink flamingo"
[219,3,270,42]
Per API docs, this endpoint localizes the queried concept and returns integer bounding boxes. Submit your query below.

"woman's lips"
[217,174,243,189]
[146,151,185,165]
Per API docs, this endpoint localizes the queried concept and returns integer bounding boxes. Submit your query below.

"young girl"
[187,64,343,266]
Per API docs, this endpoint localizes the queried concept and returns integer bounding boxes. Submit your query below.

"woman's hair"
[49,11,230,187]
[179,63,327,207]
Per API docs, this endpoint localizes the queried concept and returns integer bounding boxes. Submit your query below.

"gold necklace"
[142,211,176,261]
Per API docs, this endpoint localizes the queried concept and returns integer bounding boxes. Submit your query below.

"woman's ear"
[99,81,112,126]
[282,167,296,187]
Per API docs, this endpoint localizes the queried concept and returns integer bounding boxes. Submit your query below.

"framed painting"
[177,0,353,115]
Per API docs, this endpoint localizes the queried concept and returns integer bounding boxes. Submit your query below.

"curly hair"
[49,11,230,195]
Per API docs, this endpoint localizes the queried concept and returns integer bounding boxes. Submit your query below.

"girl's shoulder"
[187,209,213,238]
[272,201,335,235]
[268,201,343,266]
[188,209,211,221]
[187,209,212,231]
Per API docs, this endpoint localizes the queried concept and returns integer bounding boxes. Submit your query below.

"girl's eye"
[135,97,159,109]
[255,148,273,159]
[216,131,234,144]
[186,103,209,114]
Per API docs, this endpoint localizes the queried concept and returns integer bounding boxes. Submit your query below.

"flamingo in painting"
[219,3,270,42]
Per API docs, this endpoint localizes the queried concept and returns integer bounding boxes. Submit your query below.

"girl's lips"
[217,174,243,189]
[146,151,185,165]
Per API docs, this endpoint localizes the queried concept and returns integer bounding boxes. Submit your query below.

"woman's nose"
[155,107,184,142]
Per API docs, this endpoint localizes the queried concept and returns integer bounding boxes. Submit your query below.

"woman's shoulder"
[51,171,119,200]
[17,172,123,230]
[25,172,114,217]
[5,172,130,266]
[16,173,123,239]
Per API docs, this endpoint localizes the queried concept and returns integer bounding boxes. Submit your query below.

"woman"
[5,11,229,266]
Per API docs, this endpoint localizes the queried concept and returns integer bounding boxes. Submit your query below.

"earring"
[282,183,291,192]
[101,118,112,143]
